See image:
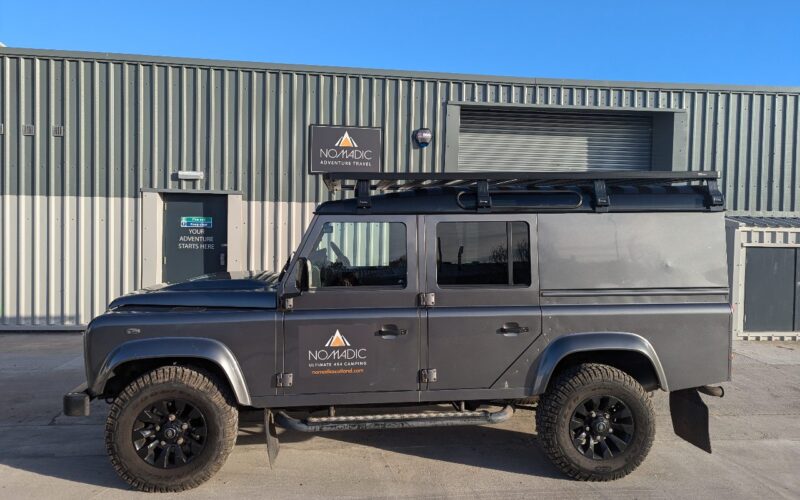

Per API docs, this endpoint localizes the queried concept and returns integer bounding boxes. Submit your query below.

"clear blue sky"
[1,0,798,86]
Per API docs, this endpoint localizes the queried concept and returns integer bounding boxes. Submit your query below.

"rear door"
[422,214,542,390]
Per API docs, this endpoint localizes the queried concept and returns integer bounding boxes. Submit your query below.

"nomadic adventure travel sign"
[308,125,382,174]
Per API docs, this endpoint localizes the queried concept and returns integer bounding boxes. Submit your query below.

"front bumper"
[63,383,91,416]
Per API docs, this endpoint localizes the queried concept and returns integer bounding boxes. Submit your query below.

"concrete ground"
[0,334,798,499]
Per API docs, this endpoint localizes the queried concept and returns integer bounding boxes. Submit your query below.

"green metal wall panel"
[1,48,798,213]
[0,47,798,328]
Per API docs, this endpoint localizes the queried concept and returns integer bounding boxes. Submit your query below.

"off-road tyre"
[535,363,655,481]
[105,366,239,492]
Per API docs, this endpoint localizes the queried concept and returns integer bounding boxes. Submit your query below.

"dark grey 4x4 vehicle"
[64,171,731,491]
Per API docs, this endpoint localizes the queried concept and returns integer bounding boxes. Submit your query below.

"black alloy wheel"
[132,399,208,469]
[535,363,655,481]
[569,395,634,460]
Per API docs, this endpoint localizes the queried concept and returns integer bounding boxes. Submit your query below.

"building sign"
[181,216,213,228]
[309,125,382,174]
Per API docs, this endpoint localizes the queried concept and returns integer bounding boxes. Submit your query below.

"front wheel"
[105,366,239,492]
[535,363,655,481]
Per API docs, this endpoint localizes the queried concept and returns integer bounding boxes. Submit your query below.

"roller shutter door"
[458,108,653,172]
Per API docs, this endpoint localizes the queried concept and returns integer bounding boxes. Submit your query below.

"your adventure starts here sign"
[309,125,382,174]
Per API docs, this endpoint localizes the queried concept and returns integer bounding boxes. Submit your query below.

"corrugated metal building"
[0,47,798,331]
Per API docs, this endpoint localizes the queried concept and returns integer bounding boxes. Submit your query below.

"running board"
[275,405,514,432]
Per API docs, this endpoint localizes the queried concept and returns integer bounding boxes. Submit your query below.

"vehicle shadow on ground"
[237,412,562,479]
[0,454,125,490]
[2,408,559,491]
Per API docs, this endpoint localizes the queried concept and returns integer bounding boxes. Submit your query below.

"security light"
[413,128,433,148]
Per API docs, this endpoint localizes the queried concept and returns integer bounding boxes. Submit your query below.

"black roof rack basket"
[321,170,724,212]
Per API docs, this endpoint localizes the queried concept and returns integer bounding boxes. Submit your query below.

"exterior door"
[423,214,542,390]
[163,194,228,282]
[282,215,421,395]
[744,247,800,332]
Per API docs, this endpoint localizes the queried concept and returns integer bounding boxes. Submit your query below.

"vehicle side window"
[308,222,407,288]
[436,221,530,286]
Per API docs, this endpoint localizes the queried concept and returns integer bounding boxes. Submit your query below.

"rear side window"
[436,221,530,286]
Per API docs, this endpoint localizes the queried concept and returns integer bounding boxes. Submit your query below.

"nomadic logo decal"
[308,329,367,376]
[309,125,382,174]
[325,329,351,347]
[334,131,358,148]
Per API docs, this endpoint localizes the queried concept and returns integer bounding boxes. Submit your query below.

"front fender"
[90,337,252,406]
[532,332,668,394]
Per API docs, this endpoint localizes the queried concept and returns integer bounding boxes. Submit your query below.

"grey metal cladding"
[0,48,798,214]
[538,212,728,290]
[727,216,800,228]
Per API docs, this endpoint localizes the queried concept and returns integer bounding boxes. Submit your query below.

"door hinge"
[419,368,437,383]
[418,292,436,307]
[276,373,293,388]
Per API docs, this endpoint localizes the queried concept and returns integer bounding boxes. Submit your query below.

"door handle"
[498,322,529,336]
[375,325,407,339]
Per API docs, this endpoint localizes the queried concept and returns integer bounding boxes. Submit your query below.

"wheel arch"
[532,332,668,394]
[91,337,252,406]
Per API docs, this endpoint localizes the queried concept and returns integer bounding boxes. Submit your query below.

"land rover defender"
[64,171,731,491]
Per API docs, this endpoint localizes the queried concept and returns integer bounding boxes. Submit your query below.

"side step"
[275,405,514,432]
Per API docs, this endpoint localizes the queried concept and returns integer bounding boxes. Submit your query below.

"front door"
[163,194,228,282]
[423,214,542,390]
[282,215,421,395]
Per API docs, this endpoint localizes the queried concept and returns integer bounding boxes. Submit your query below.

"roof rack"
[321,171,724,211]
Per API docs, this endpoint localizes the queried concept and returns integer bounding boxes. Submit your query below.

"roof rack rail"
[321,170,724,212]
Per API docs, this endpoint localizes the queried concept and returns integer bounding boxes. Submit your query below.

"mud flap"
[669,388,711,453]
[265,409,280,467]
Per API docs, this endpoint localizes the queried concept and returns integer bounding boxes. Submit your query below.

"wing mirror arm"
[297,257,310,292]
[282,257,310,302]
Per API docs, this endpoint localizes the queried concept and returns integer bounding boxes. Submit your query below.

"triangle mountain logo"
[325,329,351,348]
[335,131,358,148]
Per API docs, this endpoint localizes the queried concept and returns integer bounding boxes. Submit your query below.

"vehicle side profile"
[64,171,731,491]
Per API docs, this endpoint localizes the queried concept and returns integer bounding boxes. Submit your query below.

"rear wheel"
[105,366,238,492]
[535,363,654,481]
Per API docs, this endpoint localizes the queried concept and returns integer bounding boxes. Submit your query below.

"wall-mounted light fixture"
[413,128,433,148]
[176,170,204,181]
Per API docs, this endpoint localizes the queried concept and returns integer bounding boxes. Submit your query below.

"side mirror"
[296,257,310,291]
